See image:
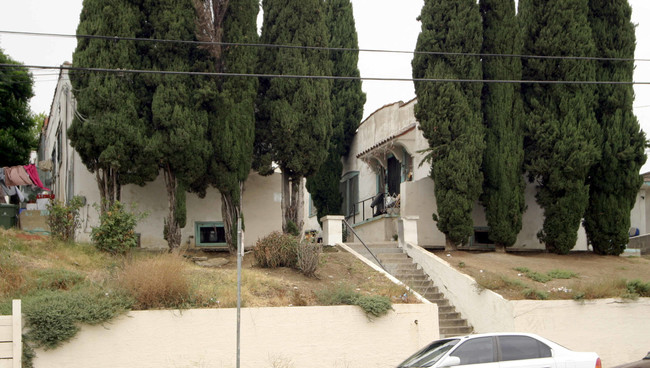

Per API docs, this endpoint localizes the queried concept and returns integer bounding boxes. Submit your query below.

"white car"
[397,332,602,368]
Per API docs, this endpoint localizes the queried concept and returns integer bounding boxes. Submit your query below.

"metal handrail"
[345,194,379,225]
[342,219,387,272]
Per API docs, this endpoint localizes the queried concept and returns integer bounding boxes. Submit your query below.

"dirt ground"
[188,246,414,306]
[431,250,650,299]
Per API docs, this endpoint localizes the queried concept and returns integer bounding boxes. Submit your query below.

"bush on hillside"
[47,196,84,242]
[253,231,299,268]
[91,201,146,254]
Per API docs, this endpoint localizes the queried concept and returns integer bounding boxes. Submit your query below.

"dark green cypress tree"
[192,0,259,252]
[306,0,365,223]
[70,0,158,212]
[412,0,484,250]
[0,50,36,166]
[479,0,525,251]
[143,0,213,251]
[256,0,333,234]
[584,0,647,255]
[519,0,600,254]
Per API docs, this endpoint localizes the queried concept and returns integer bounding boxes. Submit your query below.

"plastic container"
[0,204,18,229]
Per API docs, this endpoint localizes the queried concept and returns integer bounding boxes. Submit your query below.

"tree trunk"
[494,244,506,253]
[445,235,458,252]
[221,182,243,255]
[95,167,121,215]
[281,172,304,236]
[163,166,181,252]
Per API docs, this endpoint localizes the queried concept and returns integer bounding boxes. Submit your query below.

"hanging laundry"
[4,166,34,187]
[24,164,50,191]
[0,168,17,197]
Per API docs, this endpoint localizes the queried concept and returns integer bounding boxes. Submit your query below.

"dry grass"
[118,254,191,309]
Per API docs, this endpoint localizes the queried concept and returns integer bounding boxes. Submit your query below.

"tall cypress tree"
[584,0,647,255]
[412,0,484,250]
[70,0,158,212]
[256,0,333,235]
[143,0,213,251]
[192,0,259,253]
[306,0,365,222]
[479,0,525,251]
[519,0,600,254]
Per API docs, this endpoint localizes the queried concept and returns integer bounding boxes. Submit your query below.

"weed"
[458,261,465,268]
[35,268,85,291]
[118,254,191,309]
[0,256,25,295]
[522,288,548,300]
[527,271,552,283]
[547,269,577,279]
[354,294,393,317]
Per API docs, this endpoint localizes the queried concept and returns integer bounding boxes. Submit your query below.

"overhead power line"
[1,30,649,63]
[0,63,646,85]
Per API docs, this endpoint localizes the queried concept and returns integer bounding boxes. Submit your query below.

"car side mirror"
[439,356,461,367]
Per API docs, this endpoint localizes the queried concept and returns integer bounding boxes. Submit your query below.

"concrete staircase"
[346,241,473,338]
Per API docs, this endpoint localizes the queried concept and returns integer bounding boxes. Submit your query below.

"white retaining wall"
[34,304,439,368]
[402,242,650,367]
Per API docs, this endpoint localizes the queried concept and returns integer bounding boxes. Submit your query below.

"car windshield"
[397,339,460,368]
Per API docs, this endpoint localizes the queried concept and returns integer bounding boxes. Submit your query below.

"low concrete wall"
[34,304,439,368]
[401,242,650,367]
[628,233,650,254]
[350,215,398,243]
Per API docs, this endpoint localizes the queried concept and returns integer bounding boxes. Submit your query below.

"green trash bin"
[0,204,18,229]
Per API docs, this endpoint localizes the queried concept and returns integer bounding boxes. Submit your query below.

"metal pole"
[236,217,242,368]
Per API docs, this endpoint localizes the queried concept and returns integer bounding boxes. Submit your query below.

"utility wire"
[1,30,649,63]
[0,63,645,85]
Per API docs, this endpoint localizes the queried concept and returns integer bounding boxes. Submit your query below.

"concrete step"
[441,326,473,338]
[439,319,468,328]
[439,311,461,320]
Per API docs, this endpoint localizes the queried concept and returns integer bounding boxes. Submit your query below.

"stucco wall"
[34,304,439,368]
[348,215,399,243]
[70,168,288,250]
[401,242,650,367]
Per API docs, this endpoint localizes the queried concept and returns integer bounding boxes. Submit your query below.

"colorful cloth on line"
[24,164,50,191]
[4,166,34,186]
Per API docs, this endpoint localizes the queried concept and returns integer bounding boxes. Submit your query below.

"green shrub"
[47,196,84,242]
[315,283,393,317]
[527,271,552,283]
[23,287,132,349]
[626,279,650,297]
[296,241,322,277]
[252,232,299,268]
[35,268,85,291]
[91,201,146,254]
[353,294,392,317]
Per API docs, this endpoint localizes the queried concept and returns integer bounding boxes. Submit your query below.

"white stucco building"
[39,65,318,250]
[342,98,590,251]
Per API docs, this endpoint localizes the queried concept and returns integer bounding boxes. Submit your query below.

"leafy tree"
[306,0,365,223]
[69,0,158,213]
[192,0,259,253]
[412,0,484,250]
[479,0,525,251]
[256,0,333,234]
[143,0,212,251]
[519,0,600,254]
[584,0,647,255]
[0,49,37,166]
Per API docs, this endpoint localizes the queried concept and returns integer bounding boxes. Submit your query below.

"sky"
[2,1,650,170]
